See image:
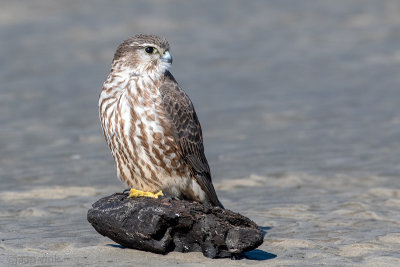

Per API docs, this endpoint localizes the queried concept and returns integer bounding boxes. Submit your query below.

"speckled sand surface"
[2,1,400,266]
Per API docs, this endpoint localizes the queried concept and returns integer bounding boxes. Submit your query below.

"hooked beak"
[161,50,172,64]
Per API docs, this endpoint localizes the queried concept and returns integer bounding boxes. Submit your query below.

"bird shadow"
[242,249,277,261]
[260,226,271,237]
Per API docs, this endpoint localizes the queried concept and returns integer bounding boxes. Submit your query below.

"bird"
[99,34,224,208]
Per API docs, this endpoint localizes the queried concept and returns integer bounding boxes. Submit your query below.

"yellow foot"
[128,188,164,199]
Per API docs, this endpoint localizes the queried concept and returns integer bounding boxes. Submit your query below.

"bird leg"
[128,188,164,199]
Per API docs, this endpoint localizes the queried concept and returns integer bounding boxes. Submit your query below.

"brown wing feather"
[159,72,223,208]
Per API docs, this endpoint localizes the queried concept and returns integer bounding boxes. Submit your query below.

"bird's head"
[112,34,172,78]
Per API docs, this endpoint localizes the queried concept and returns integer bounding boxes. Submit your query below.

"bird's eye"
[145,47,158,54]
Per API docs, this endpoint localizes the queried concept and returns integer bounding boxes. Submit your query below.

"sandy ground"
[2,1,400,266]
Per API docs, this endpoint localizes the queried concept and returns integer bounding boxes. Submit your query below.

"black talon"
[122,188,130,194]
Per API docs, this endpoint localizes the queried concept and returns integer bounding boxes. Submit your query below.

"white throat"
[112,60,170,81]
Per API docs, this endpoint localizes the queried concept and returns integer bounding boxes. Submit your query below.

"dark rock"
[87,193,264,258]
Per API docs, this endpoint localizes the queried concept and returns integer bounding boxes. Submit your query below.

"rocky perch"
[87,193,264,258]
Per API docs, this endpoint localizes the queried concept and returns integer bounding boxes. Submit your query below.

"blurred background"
[1,0,400,265]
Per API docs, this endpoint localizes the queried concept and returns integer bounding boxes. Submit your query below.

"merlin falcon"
[99,34,224,208]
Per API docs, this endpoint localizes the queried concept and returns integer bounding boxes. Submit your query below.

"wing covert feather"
[159,72,223,207]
